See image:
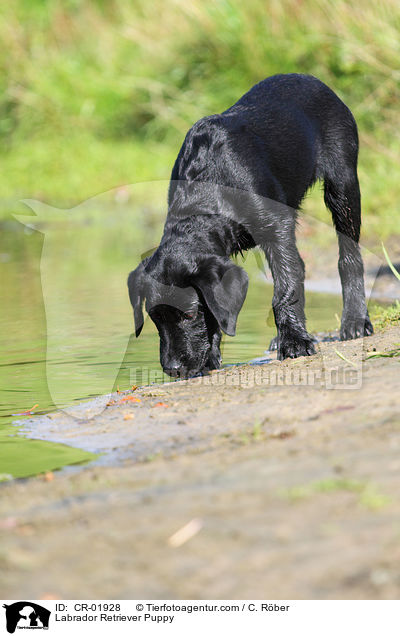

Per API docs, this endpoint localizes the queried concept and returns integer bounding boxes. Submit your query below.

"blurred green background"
[0,0,399,237]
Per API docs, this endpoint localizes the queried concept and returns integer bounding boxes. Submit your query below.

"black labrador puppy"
[128,73,373,377]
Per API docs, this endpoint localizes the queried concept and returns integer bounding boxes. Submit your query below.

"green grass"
[0,135,175,209]
[0,0,399,238]
[382,244,400,281]
[366,346,400,359]
[281,478,392,510]
[371,301,400,330]
[334,350,357,367]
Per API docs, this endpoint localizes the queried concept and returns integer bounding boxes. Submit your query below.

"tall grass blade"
[382,243,400,281]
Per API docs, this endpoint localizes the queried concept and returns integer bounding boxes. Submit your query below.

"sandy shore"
[1,326,399,599]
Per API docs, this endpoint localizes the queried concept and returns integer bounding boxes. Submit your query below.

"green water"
[0,201,343,479]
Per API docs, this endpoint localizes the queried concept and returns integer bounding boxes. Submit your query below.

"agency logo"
[2,603,50,634]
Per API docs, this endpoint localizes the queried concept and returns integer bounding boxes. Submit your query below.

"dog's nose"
[163,363,181,377]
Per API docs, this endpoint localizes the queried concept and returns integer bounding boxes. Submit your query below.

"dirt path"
[1,326,399,600]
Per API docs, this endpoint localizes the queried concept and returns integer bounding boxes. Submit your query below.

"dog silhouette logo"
[15,199,132,419]
[2,602,50,633]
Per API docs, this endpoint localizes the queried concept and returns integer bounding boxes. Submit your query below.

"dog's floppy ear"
[194,256,248,336]
[127,258,150,337]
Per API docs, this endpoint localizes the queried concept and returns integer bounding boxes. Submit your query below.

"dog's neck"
[162,213,255,258]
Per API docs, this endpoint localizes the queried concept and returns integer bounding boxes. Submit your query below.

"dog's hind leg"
[263,209,315,360]
[324,166,373,340]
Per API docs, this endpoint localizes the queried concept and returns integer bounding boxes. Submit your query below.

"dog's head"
[128,248,248,378]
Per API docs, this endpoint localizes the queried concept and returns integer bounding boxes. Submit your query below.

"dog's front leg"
[263,222,315,360]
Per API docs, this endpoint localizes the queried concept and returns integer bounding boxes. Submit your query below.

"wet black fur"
[128,74,373,377]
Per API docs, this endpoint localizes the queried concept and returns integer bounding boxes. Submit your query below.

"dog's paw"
[268,336,278,351]
[277,334,316,360]
[340,315,374,341]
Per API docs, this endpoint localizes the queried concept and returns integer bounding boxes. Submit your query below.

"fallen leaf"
[270,430,296,440]
[0,516,17,530]
[116,385,138,395]
[17,524,35,536]
[13,403,39,416]
[154,402,169,408]
[40,594,60,600]
[167,518,203,547]
[320,405,355,415]
[123,413,135,421]
[119,396,141,404]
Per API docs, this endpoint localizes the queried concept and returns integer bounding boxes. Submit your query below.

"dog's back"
[168,73,357,212]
